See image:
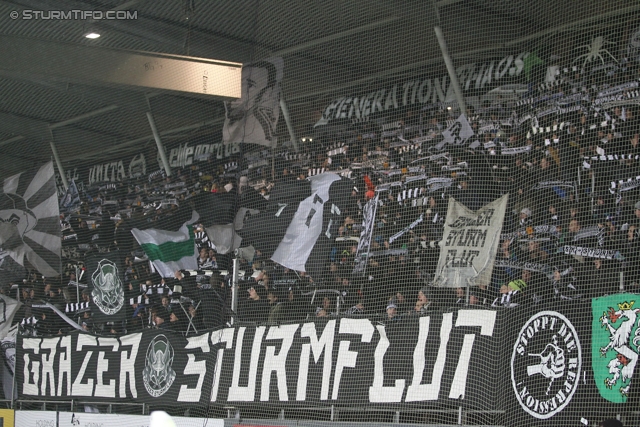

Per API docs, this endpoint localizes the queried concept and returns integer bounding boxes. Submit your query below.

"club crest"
[592,294,640,403]
[143,334,176,397]
[90,259,125,315]
[511,311,581,419]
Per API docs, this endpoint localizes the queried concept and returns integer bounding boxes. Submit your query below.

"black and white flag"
[434,114,475,150]
[223,57,284,148]
[0,250,26,284]
[0,162,61,277]
[59,179,81,213]
[271,173,350,276]
[353,195,380,275]
[0,294,21,340]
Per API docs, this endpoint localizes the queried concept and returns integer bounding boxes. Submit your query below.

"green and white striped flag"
[131,212,199,278]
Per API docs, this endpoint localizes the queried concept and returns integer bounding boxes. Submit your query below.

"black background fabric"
[15,300,640,425]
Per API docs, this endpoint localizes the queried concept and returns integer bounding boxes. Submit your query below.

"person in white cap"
[386,302,401,321]
[519,207,533,227]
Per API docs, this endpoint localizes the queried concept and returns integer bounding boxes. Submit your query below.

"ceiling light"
[84,32,101,39]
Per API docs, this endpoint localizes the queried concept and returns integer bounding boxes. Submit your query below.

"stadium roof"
[0,0,635,176]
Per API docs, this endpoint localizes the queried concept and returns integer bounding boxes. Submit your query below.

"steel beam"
[271,17,400,57]
[50,139,69,190]
[0,107,120,149]
[63,117,226,162]
[50,105,119,130]
[279,96,299,153]
[0,112,50,141]
[434,26,466,115]
[146,112,171,177]
[0,35,242,100]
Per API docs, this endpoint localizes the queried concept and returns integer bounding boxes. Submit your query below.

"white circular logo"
[143,334,176,397]
[510,311,581,419]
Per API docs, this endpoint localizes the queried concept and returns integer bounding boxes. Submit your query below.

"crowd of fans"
[5,53,640,337]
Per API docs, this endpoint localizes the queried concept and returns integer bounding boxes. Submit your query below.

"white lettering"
[210,328,235,402]
[261,324,299,401]
[178,333,210,402]
[228,326,265,401]
[449,310,496,399]
[40,338,58,396]
[22,338,41,396]
[384,85,398,110]
[94,337,118,398]
[72,335,96,396]
[57,335,71,396]
[298,320,336,401]
[369,325,405,403]
[119,333,140,399]
[405,313,453,402]
[417,79,432,103]
[332,318,374,400]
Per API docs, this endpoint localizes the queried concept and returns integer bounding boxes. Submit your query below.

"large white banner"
[434,194,508,288]
[223,57,284,148]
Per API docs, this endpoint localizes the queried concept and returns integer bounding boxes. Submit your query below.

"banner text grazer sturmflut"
[16,299,640,425]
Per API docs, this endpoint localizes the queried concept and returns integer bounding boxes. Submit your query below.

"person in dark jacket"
[238,284,269,323]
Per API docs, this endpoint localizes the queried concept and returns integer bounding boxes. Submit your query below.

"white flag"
[434,194,508,288]
[435,114,475,150]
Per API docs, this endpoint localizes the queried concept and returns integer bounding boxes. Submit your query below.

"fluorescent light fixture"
[84,32,101,39]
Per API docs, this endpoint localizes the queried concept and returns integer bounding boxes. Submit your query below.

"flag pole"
[230,256,239,325]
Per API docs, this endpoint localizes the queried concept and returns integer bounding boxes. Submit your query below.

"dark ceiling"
[0,0,636,176]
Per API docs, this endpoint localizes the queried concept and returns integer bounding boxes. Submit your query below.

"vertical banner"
[353,194,380,275]
[591,293,640,404]
[0,162,61,277]
[434,195,508,288]
[223,57,284,148]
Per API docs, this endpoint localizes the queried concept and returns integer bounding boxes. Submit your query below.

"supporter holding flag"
[131,211,199,278]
